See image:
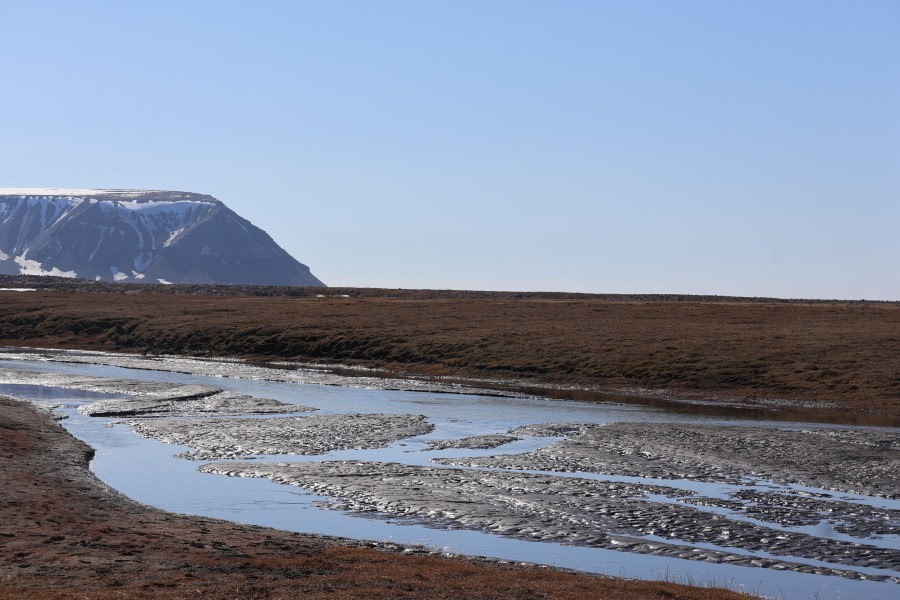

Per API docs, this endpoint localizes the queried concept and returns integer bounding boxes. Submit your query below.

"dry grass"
[0,289,897,419]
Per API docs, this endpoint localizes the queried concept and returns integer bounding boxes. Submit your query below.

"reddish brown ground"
[0,396,754,599]
[0,287,897,420]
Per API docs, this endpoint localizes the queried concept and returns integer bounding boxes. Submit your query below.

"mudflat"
[201,460,899,580]
[128,413,435,460]
[0,282,897,422]
[438,423,900,499]
[0,395,755,600]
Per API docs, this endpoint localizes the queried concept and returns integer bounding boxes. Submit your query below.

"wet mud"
[681,491,899,538]
[425,434,520,450]
[1,349,530,399]
[0,366,301,417]
[3,350,898,597]
[129,413,434,460]
[436,422,900,499]
[6,395,717,600]
[200,460,900,582]
[79,386,307,417]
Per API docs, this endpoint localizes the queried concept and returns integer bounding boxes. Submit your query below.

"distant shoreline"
[1,273,896,303]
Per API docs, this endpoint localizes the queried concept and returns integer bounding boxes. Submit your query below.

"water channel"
[1,350,897,600]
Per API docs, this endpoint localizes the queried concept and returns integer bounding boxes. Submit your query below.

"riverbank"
[0,282,897,423]
[0,395,755,600]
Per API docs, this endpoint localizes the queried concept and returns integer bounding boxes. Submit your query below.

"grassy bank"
[0,279,897,419]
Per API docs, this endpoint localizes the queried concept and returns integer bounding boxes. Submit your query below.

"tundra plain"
[0,278,897,422]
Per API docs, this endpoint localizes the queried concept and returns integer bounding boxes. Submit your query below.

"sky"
[1,1,897,299]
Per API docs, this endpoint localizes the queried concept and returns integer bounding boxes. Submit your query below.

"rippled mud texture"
[128,413,434,460]
[201,460,900,582]
[681,491,900,538]
[1,283,897,420]
[3,397,764,600]
[437,422,900,499]
[0,366,303,417]
[425,433,520,450]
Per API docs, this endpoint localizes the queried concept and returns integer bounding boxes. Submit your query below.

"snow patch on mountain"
[164,227,185,248]
[14,254,77,278]
[0,189,324,286]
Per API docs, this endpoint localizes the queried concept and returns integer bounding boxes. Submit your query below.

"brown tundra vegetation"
[0,277,897,421]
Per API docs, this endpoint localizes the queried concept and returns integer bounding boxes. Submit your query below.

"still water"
[1,355,897,600]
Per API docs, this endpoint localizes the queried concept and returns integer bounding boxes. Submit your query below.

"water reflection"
[1,357,898,600]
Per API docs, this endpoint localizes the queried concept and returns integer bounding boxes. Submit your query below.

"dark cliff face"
[0,189,324,286]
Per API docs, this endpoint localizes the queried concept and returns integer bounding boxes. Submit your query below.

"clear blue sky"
[2,1,897,299]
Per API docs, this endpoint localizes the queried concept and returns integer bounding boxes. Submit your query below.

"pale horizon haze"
[1,1,897,299]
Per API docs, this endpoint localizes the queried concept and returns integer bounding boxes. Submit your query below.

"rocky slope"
[0,188,323,286]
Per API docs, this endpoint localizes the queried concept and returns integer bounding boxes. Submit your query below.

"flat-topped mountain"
[0,188,324,286]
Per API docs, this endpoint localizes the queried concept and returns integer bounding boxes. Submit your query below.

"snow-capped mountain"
[0,189,324,286]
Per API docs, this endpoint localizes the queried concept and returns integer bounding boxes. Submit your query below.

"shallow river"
[1,350,897,600]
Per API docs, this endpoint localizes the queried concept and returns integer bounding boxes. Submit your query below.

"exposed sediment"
[4,353,899,596]
[425,434,519,450]
[77,387,309,417]
[0,366,302,417]
[436,422,900,499]
[200,460,900,582]
[680,490,900,538]
[129,413,435,460]
[1,349,530,399]
[7,394,715,600]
